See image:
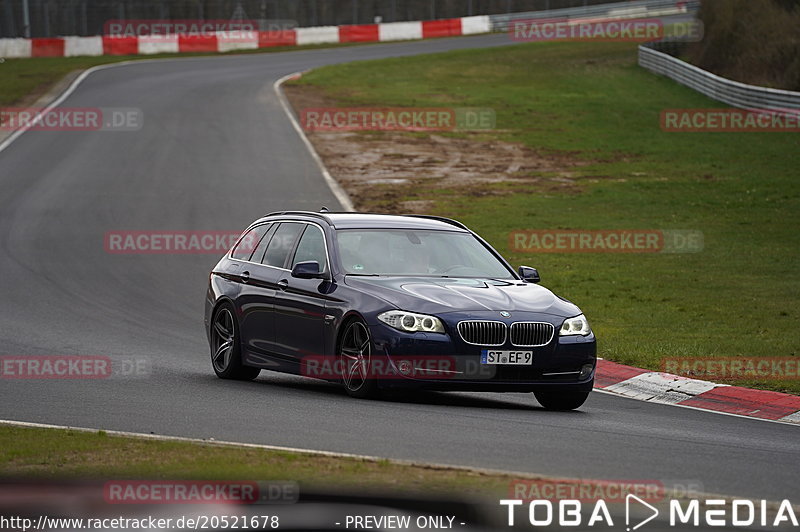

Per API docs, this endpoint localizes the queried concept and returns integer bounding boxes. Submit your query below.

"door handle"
[277,278,289,290]
[241,271,250,283]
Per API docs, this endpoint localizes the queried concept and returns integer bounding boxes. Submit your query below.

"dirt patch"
[284,83,589,213]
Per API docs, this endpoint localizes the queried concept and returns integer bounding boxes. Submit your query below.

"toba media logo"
[500,497,798,529]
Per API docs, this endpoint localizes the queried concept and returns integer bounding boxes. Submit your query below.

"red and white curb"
[595,359,800,425]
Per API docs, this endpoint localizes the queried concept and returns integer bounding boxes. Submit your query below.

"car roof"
[256,211,471,232]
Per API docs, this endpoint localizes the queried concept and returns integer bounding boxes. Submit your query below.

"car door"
[272,223,331,367]
[248,221,307,364]
[233,223,285,367]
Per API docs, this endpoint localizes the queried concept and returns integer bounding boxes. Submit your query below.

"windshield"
[335,229,514,278]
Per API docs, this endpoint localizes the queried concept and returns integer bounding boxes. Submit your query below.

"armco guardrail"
[489,0,699,31]
[639,42,800,112]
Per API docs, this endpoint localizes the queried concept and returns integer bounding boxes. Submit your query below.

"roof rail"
[403,214,470,230]
[263,210,333,224]
[262,211,470,230]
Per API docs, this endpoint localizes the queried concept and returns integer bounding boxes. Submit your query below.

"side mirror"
[518,266,540,284]
[291,261,323,279]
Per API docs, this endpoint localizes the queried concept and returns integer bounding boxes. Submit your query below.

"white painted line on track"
[273,71,356,212]
[0,61,143,156]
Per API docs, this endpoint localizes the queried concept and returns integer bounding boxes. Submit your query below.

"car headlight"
[378,310,445,333]
[559,314,591,336]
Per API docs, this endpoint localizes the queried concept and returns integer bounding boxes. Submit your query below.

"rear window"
[263,223,305,268]
[230,224,270,261]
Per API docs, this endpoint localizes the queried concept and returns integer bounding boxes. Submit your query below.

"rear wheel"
[210,303,260,381]
[534,391,590,411]
[338,319,378,399]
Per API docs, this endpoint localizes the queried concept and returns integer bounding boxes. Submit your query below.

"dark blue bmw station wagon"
[205,211,596,410]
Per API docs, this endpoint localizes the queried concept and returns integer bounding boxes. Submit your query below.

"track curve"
[0,34,798,502]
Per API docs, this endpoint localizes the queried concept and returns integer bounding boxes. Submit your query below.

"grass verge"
[0,425,510,496]
[287,41,800,393]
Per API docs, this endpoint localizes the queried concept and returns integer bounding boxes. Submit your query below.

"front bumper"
[368,315,596,392]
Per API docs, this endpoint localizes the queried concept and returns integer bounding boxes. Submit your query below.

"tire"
[210,303,260,381]
[534,390,590,411]
[338,318,378,399]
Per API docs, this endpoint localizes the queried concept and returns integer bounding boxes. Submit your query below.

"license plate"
[480,350,533,365]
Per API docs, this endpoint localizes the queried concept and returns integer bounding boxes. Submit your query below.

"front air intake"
[457,321,507,346]
[510,322,555,347]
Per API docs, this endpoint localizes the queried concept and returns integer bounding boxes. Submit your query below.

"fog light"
[579,364,594,380]
[397,360,413,376]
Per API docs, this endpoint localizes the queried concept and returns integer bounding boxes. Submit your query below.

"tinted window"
[249,224,277,264]
[291,225,328,273]
[262,223,304,268]
[230,224,270,261]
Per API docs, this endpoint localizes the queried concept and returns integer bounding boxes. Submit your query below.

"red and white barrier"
[296,26,340,46]
[378,21,423,41]
[339,24,379,43]
[138,35,178,55]
[0,16,473,59]
[0,2,685,59]
[217,31,259,52]
[460,15,492,35]
[64,36,103,56]
[0,38,30,58]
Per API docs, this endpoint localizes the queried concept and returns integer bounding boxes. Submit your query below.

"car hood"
[343,276,581,317]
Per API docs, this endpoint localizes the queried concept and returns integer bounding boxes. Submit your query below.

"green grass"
[0,425,510,496]
[290,41,800,393]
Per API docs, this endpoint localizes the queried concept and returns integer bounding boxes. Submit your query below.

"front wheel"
[210,303,260,381]
[534,390,590,411]
[338,319,378,399]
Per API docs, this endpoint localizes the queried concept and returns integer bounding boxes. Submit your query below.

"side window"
[230,224,270,261]
[262,223,304,268]
[249,224,277,264]
[291,225,328,273]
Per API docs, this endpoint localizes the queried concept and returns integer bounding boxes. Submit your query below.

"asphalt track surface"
[0,33,797,503]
